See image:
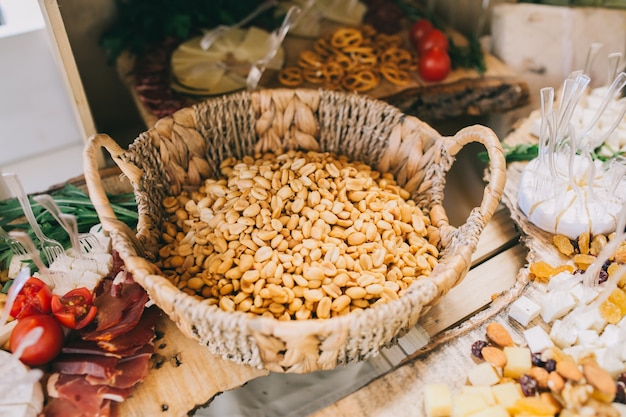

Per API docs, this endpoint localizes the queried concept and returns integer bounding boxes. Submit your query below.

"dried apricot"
[590,234,608,256]
[599,300,622,324]
[608,288,626,316]
[530,261,557,282]
[578,232,590,255]
[553,234,575,256]
[573,254,596,271]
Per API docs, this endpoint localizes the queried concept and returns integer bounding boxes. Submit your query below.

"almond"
[481,346,507,368]
[529,366,550,389]
[547,371,565,393]
[581,358,617,400]
[485,322,514,347]
[555,357,583,382]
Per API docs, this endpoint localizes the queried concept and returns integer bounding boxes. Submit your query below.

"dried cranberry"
[531,353,545,367]
[544,359,556,373]
[598,269,609,284]
[618,372,626,385]
[616,381,626,404]
[471,340,489,360]
[519,374,538,397]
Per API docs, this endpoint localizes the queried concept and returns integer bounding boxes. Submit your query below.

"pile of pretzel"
[278,25,416,93]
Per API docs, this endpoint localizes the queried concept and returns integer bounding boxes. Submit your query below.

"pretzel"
[322,61,345,85]
[313,37,337,59]
[278,66,304,87]
[302,67,326,84]
[343,46,378,67]
[359,24,377,40]
[341,70,379,92]
[330,28,363,49]
[380,63,411,86]
[375,33,402,48]
[381,47,414,70]
[297,50,325,69]
[327,52,357,72]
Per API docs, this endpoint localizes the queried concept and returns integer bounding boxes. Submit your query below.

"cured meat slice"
[86,344,154,388]
[96,305,161,353]
[51,354,121,380]
[44,397,112,417]
[81,279,148,341]
[47,373,131,415]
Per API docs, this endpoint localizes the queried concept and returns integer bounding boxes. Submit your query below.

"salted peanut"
[486,322,515,348]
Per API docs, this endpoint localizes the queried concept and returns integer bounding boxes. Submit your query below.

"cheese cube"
[570,306,607,332]
[466,405,509,417]
[460,386,496,406]
[491,382,523,409]
[424,383,453,417]
[561,345,587,363]
[595,347,626,377]
[508,295,541,327]
[523,325,554,354]
[599,324,622,348]
[503,347,531,379]
[569,282,599,304]
[550,319,578,348]
[540,290,576,323]
[452,393,489,417]
[467,362,501,386]
[576,329,602,348]
[547,271,578,292]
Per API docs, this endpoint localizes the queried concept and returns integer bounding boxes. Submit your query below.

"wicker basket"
[83,88,506,373]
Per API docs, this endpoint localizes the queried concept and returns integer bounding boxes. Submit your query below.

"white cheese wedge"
[467,362,501,387]
[523,325,554,354]
[8,255,29,279]
[547,271,579,292]
[423,383,453,417]
[569,282,599,304]
[508,295,541,327]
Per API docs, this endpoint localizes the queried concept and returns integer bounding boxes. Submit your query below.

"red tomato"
[51,287,97,330]
[417,28,449,55]
[409,19,433,48]
[10,314,64,366]
[418,47,451,82]
[10,277,53,319]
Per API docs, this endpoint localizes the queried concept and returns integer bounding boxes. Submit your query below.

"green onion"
[0,184,138,271]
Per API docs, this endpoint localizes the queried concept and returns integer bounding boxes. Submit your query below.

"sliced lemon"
[171,26,284,96]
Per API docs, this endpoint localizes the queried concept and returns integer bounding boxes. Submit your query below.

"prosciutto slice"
[51,354,121,380]
[47,374,131,415]
[85,344,154,388]
[81,280,148,341]
[96,305,161,353]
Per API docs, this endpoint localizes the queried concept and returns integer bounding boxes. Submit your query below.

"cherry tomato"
[417,28,449,55]
[10,277,53,319]
[418,47,451,82]
[409,19,433,48]
[10,314,64,366]
[51,287,97,330]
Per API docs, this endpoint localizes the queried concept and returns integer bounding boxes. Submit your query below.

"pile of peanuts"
[278,24,416,92]
[156,150,439,321]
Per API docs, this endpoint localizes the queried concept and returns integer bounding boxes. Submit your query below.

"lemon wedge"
[170,26,284,96]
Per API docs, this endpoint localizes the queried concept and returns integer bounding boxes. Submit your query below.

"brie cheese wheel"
[518,153,626,239]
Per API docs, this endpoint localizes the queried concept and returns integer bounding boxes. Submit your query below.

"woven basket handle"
[445,124,506,229]
[432,124,506,296]
[83,133,143,231]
